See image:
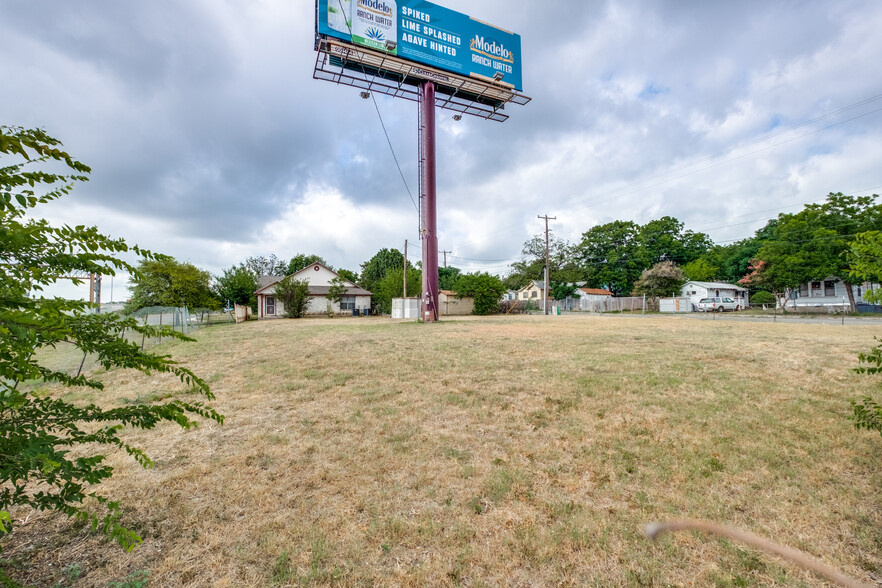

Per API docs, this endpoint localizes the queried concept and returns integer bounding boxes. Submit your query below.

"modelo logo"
[470,35,515,63]
[358,0,393,15]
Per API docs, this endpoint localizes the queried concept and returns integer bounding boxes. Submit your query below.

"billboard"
[317,0,523,91]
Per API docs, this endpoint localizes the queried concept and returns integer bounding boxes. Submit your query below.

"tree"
[214,264,258,309]
[336,268,359,284]
[360,248,404,290]
[751,194,882,310]
[288,253,329,275]
[453,273,506,315]
[575,221,645,295]
[126,257,220,312]
[326,277,349,315]
[737,260,789,310]
[682,258,718,282]
[244,254,287,277]
[0,126,222,554]
[275,276,310,318]
[373,267,422,314]
[505,235,580,292]
[849,231,882,301]
[550,281,578,302]
[847,230,882,436]
[438,266,462,290]
[632,261,687,297]
[636,216,711,266]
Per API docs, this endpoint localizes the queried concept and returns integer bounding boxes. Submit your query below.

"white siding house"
[790,278,879,309]
[681,281,749,311]
[255,264,372,318]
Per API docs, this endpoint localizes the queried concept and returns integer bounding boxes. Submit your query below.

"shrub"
[275,277,310,318]
[750,291,775,305]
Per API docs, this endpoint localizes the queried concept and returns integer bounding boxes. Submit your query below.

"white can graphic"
[352,0,397,54]
[327,0,352,35]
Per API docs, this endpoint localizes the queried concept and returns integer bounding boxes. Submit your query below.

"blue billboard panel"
[317,0,523,91]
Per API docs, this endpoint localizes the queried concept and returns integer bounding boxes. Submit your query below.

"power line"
[368,93,419,215]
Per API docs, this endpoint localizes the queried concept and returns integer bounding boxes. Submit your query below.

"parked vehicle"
[697,297,740,312]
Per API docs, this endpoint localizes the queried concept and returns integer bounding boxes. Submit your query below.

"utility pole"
[403,240,408,299]
[440,250,451,268]
[538,215,556,315]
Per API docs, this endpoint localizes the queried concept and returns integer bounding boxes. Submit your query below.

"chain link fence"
[34,307,236,380]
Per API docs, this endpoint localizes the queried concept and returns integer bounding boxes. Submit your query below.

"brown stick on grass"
[645,519,874,588]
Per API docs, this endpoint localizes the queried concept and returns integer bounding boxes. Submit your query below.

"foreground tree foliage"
[849,231,882,437]
[0,126,223,556]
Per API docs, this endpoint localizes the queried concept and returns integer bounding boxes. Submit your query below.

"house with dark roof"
[254,263,372,318]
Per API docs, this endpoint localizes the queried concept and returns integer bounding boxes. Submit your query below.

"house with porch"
[255,263,372,318]
[789,278,879,309]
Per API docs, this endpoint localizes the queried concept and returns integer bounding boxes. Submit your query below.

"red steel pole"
[420,81,439,323]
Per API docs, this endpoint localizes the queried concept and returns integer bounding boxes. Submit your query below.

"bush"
[853,338,882,437]
[750,291,775,305]
[275,277,310,318]
[452,273,506,315]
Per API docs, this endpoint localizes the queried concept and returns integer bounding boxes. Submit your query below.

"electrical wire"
[366,93,419,216]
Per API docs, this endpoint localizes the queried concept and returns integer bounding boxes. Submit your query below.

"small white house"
[255,263,372,318]
[681,281,749,311]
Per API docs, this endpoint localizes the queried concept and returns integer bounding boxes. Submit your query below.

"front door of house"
[266,296,276,316]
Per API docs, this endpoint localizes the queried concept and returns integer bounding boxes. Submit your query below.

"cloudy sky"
[3,0,881,300]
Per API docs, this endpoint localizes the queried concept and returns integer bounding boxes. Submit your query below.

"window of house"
[799,283,808,297]
[824,280,835,296]
[531,291,538,298]
[523,292,528,299]
[340,296,355,310]
[266,296,276,315]
[811,281,822,296]
[858,287,862,298]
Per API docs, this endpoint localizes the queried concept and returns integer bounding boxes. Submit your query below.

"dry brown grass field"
[3,315,881,587]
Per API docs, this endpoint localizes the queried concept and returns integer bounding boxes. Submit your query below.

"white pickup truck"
[697,297,741,312]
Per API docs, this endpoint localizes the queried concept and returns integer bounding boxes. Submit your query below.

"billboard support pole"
[420,81,439,323]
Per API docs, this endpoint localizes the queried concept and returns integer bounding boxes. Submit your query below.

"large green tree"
[747,193,881,310]
[438,266,462,291]
[360,248,405,296]
[214,264,258,308]
[453,273,506,315]
[636,216,712,266]
[287,253,329,275]
[505,235,580,291]
[126,257,220,312]
[575,220,645,295]
[0,126,222,558]
[244,254,287,277]
[373,267,422,314]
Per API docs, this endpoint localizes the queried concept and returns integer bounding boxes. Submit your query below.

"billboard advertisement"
[317,0,523,91]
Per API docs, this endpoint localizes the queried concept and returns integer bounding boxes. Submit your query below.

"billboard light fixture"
[359,91,371,99]
[384,40,397,52]
[493,71,504,81]
[452,114,462,121]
